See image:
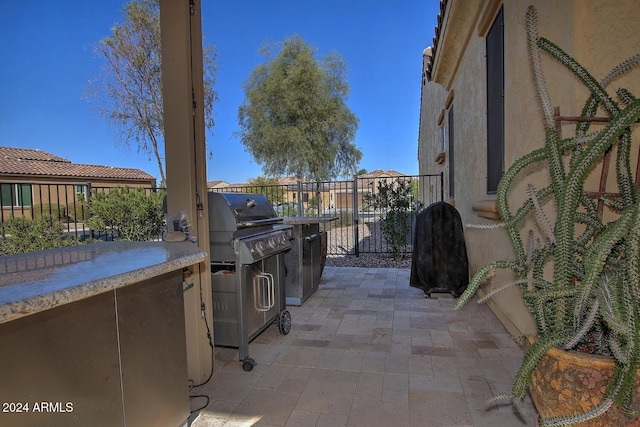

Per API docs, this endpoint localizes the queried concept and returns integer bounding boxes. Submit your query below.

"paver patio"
[190,266,536,427]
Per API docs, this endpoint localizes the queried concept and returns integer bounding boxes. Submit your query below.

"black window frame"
[486,6,504,194]
[448,105,455,198]
[0,183,33,208]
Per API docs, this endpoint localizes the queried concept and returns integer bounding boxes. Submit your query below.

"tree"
[237,35,361,183]
[246,176,285,204]
[86,0,218,186]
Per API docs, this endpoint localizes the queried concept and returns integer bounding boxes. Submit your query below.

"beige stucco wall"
[418,0,640,338]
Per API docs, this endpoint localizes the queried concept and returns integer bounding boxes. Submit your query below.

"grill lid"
[208,192,281,231]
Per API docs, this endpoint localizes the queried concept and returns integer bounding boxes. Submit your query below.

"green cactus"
[456,6,640,425]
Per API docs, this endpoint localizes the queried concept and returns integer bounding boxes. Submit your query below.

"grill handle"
[253,273,275,312]
[305,233,319,242]
[237,218,283,229]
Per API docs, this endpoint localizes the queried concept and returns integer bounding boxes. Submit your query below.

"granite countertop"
[0,241,207,324]
[282,216,339,224]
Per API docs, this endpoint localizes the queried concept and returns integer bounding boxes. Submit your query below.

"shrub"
[363,180,423,260]
[86,187,166,241]
[0,216,82,255]
[68,197,90,222]
[31,203,65,221]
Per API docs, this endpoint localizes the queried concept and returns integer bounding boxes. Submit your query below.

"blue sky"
[0,1,438,185]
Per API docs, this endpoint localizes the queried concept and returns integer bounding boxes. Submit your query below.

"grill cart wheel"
[278,310,291,335]
[242,357,257,372]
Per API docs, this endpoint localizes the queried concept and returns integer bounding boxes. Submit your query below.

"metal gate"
[212,173,444,257]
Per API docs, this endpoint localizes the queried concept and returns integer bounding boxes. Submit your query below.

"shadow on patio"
[189,266,536,427]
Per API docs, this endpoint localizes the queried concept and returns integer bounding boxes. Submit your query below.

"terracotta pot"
[530,346,640,426]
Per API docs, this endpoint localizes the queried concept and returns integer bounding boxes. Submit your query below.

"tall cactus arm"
[538,37,620,117]
[574,55,640,137]
[554,99,640,288]
[628,212,640,303]
[618,88,637,106]
[525,6,555,128]
[574,202,639,319]
[511,334,566,399]
[526,6,567,207]
[616,130,636,207]
[496,147,548,265]
[455,260,520,309]
[602,54,640,88]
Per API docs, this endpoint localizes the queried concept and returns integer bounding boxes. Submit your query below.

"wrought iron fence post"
[440,171,444,201]
[86,182,93,240]
[353,177,359,257]
[296,180,303,216]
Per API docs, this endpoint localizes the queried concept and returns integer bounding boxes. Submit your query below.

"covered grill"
[208,192,293,371]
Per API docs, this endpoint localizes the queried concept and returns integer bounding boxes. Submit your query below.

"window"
[486,6,504,194]
[76,184,87,201]
[1,183,32,207]
[448,106,455,198]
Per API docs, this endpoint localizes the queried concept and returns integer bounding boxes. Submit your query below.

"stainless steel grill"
[208,192,293,371]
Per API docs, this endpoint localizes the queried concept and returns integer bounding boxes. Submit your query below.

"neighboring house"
[356,169,405,194]
[418,1,640,337]
[206,180,229,190]
[0,146,156,222]
[274,171,412,211]
[208,170,415,212]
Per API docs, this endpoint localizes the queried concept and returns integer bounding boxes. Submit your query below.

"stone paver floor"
[189,266,536,427]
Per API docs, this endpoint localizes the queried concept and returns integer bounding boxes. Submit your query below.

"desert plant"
[364,179,423,260]
[86,186,166,241]
[0,216,83,255]
[68,195,90,222]
[31,203,65,221]
[456,6,640,426]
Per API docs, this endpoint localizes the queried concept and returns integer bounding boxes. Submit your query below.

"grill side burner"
[207,192,293,371]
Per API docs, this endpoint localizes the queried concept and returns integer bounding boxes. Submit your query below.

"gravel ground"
[325,253,412,269]
[324,222,412,269]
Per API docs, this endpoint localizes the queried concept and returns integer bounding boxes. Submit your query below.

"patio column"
[160,0,213,382]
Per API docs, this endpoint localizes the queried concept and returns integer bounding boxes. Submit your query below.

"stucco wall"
[417,50,447,202]
[418,0,640,338]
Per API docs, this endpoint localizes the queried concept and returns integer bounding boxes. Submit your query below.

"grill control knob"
[255,241,265,255]
[267,236,277,249]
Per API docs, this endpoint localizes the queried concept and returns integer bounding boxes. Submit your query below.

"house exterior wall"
[0,176,157,223]
[418,0,640,337]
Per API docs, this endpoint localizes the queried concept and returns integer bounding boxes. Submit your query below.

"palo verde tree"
[246,176,285,204]
[237,35,361,184]
[86,0,218,186]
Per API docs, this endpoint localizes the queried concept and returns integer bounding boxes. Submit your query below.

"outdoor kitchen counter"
[0,240,206,324]
[281,216,338,306]
[0,240,205,427]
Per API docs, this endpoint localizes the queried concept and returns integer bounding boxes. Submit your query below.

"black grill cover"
[410,202,469,297]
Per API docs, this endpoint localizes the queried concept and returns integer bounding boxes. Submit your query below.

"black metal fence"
[2,174,444,257]
[211,173,444,256]
[0,182,164,241]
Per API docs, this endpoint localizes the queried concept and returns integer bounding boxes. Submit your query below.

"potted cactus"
[456,6,640,426]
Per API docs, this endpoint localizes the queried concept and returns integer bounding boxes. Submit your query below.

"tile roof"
[0,146,70,163]
[0,147,155,182]
[357,169,405,179]
[425,0,449,81]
